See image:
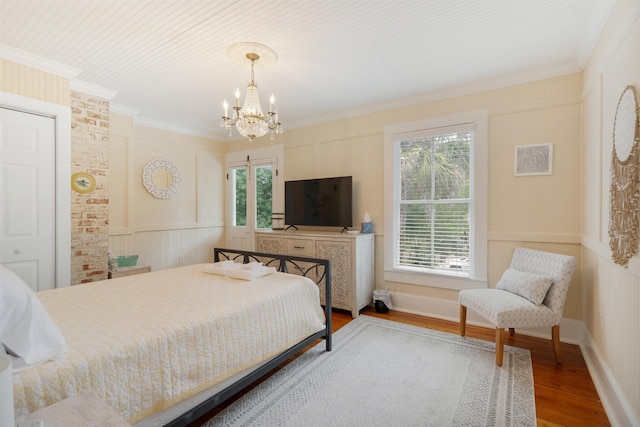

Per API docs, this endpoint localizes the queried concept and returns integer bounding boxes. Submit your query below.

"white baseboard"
[389,291,584,343]
[388,291,639,426]
[581,331,640,427]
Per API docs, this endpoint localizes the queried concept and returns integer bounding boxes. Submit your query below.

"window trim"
[383,110,488,290]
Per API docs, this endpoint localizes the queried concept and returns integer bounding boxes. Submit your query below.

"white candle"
[235,88,240,107]
[269,94,275,112]
[223,100,229,117]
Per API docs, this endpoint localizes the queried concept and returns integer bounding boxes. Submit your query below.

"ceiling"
[0,0,615,141]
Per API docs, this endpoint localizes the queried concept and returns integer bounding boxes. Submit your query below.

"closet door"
[0,107,56,291]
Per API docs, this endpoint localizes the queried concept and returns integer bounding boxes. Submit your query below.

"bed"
[6,247,332,426]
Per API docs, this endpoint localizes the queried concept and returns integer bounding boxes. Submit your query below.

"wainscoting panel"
[108,227,225,272]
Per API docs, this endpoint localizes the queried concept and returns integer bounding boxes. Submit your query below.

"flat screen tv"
[285,176,352,229]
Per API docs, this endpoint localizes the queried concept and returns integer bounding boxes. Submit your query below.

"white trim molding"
[581,330,639,427]
[0,91,71,288]
[0,43,81,79]
[70,80,118,100]
[388,291,584,344]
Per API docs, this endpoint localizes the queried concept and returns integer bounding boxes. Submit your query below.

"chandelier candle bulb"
[223,100,228,117]
[270,94,275,112]
[235,88,240,107]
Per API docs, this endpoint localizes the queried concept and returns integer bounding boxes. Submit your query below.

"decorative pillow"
[495,268,554,305]
[0,265,67,368]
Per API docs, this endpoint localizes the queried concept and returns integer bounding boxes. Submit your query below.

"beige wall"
[108,114,227,270]
[228,73,584,318]
[0,58,70,105]
[581,1,640,423]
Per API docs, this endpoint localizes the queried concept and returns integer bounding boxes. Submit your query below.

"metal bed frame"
[164,247,332,426]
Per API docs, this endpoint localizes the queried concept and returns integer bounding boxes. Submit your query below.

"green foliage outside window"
[234,168,247,226]
[255,166,273,228]
[233,166,273,229]
[398,131,471,273]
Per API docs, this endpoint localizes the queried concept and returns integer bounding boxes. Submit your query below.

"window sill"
[384,268,487,291]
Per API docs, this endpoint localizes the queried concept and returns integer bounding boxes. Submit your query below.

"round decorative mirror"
[142,158,183,199]
[609,85,640,267]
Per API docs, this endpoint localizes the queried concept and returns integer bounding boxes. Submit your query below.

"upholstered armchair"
[458,247,576,366]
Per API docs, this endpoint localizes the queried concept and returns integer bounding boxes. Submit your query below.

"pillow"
[495,268,554,305]
[0,265,67,368]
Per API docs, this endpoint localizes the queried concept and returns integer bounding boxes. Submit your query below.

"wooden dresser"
[256,230,374,317]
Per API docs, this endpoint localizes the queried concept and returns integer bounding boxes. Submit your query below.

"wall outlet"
[178,254,185,265]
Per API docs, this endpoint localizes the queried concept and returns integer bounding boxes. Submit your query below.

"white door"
[226,160,277,250]
[226,145,283,251]
[0,107,56,291]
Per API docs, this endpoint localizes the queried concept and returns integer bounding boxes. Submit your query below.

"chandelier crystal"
[220,48,283,141]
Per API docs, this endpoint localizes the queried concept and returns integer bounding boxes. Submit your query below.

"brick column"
[70,91,110,284]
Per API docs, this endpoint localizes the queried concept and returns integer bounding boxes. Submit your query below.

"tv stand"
[255,230,374,318]
[285,225,299,231]
[340,226,349,233]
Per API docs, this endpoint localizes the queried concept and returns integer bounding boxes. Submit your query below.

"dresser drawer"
[285,239,315,257]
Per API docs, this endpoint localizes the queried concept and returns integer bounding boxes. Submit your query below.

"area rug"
[205,315,536,426]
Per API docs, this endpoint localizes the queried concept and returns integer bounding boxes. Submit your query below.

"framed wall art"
[514,143,553,176]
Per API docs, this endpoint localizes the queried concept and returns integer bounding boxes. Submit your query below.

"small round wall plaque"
[71,172,96,194]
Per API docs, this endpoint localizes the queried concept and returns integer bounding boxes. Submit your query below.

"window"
[384,111,488,290]
[229,163,273,228]
[226,145,283,251]
[230,166,247,226]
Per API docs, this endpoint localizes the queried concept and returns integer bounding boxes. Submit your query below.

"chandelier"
[220,42,283,141]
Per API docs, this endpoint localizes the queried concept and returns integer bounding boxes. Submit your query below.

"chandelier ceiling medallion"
[220,42,283,141]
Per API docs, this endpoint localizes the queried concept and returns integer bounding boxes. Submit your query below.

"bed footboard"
[163,248,332,427]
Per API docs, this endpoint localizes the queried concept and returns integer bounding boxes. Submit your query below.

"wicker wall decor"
[609,85,640,267]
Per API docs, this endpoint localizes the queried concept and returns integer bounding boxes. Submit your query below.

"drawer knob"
[293,246,305,249]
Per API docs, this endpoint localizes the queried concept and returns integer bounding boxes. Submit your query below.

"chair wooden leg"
[508,328,515,335]
[552,325,562,364]
[459,305,467,336]
[495,328,504,366]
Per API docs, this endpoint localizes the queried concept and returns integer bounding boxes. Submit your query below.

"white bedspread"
[12,264,326,423]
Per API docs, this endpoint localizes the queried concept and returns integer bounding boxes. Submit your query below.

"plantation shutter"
[394,125,472,276]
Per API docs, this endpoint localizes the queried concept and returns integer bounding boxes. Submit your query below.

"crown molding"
[70,80,118,100]
[134,116,214,140]
[0,43,82,79]
[110,103,140,116]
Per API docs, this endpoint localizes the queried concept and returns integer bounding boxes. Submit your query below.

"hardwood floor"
[362,308,610,427]
[190,308,610,426]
